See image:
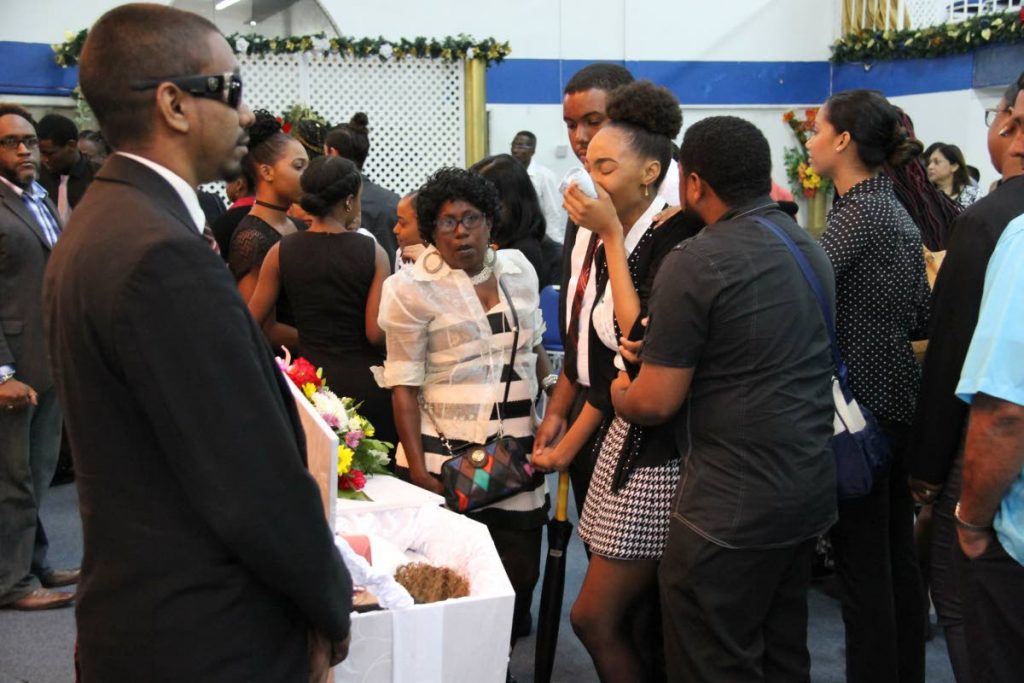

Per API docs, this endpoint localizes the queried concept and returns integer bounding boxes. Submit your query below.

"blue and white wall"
[0,0,1009,194]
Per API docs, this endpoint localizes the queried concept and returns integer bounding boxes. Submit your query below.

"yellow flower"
[302,383,317,399]
[338,445,354,475]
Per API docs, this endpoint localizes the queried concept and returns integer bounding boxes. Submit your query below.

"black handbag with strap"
[432,277,541,513]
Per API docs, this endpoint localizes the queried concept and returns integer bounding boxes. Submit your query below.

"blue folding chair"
[539,285,563,373]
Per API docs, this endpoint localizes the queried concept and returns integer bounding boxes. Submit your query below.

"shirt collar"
[116,152,205,234]
[229,195,256,210]
[718,195,777,222]
[623,198,667,253]
[834,173,893,207]
[408,244,522,282]
[0,175,48,202]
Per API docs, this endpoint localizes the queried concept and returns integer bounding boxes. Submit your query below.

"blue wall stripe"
[486,58,831,105]
[831,53,974,97]
[0,42,78,97]
[0,40,1014,105]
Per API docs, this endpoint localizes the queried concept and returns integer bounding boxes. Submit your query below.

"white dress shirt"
[528,162,566,243]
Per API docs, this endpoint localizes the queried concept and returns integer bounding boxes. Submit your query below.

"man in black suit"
[0,103,79,612]
[43,5,353,680]
[37,113,99,223]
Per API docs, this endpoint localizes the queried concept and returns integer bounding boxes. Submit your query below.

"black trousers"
[930,451,972,682]
[958,536,1024,683]
[830,421,926,683]
[659,521,816,683]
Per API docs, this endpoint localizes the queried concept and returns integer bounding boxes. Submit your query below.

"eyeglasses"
[130,72,244,110]
[985,107,1007,127]
[435,211,486,234]
[0,135,39,151]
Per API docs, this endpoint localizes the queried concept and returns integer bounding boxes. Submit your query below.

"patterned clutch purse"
[440,436,538,513]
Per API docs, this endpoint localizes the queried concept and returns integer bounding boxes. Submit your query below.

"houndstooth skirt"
[577,416,680,561]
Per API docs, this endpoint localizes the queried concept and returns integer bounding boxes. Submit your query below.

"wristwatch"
[954,501,993,532]
[0,365,15,384]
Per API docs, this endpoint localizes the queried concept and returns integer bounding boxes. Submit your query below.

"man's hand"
[533,413,567,458]
[0,379,37,411]
[610,371,632,410]
[957,526,994,560]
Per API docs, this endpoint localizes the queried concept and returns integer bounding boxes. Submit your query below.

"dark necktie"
[565,232,601,357]
[202,223,220,256]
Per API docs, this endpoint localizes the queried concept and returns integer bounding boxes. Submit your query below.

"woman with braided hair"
[248,155,397,446]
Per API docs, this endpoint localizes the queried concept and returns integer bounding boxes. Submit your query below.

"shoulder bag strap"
[494,276,520,435]
[750,215,848,387]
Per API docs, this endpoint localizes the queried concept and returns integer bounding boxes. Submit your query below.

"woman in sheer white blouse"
[374,167,552,650]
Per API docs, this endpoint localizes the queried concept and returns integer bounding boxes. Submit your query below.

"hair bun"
[886,124,924,167]
[349,112,369,131]
[248,110,282,150]
[606,80,682,139]
[299,192,329,217]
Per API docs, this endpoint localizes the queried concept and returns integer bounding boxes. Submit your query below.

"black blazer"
[43,155,352,682]
[0,180,60,392]
[907,174,1024,484]
[38,153,98,210]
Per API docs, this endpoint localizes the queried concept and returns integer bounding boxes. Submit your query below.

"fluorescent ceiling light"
[215,0,242,10]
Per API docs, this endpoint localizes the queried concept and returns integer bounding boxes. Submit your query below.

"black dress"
[277,230,396,446]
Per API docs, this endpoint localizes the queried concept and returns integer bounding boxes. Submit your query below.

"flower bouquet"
[278,353,392,501]
[782,108,834,200]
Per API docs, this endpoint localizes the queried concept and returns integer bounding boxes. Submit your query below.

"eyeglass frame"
[434,211,488,235]
[129,72,244,110]
[985,106,1009,128]
[0,135,39,151]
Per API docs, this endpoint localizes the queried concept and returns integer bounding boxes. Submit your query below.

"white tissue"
[335,536,415,610]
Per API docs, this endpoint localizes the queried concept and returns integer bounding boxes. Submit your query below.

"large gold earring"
[643,184,649,198]
[424,250,444,274]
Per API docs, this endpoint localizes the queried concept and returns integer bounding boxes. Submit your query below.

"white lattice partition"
[240,53,465,195]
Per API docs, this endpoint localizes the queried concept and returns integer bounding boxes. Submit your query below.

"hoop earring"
[424,250,444,274]
[484,248,497,267]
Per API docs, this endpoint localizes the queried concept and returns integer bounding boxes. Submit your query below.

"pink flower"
[345,430,363,448]
[339,470,367,491]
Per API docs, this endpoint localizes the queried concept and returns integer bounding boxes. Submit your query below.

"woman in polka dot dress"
[806,89,931,683]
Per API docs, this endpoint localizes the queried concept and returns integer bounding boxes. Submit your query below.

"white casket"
[334,486,515,682]
[288,382,515,682]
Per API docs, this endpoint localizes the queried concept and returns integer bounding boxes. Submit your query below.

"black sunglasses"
[130,72,243,109]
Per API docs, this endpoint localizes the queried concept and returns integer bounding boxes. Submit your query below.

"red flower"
[339,470,367,491]
[286,357,323,389]
[282,122,292,134]
[1020,7,1023,22]
[783,111,795,123]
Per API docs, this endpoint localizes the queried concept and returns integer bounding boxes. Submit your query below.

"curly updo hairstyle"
[324,112,371,169]
[826,89,924,170]
[298,155,362,218]
[415,167,501,245]
[606,80,683,189]
[247,110,294,168]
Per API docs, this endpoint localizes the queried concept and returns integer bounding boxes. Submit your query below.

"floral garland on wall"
[831,10,1024,63]
[53,29,511,68]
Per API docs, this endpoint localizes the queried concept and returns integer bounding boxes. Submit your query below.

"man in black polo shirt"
[612,116,837,681]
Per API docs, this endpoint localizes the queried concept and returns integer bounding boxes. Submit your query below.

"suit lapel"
[0,182,54,250]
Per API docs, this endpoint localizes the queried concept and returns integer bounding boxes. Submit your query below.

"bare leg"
[571,554,660,683]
